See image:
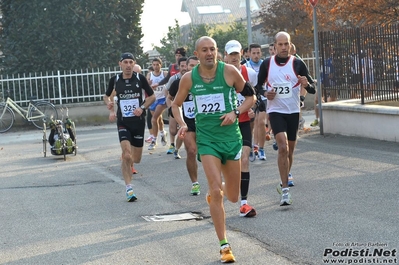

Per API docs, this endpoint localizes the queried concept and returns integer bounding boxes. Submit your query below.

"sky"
[140,0,191,52]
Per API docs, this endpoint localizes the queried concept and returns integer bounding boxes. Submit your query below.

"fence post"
[57,70,62,105]
[356,28,364,104]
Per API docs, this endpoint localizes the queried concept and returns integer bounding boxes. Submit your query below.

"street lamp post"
[245,0,252,45]
[309,0,323,135]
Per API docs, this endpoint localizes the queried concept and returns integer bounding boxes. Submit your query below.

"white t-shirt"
[241,66,258,87]
[150,72,166,100]
[245,59,266,99]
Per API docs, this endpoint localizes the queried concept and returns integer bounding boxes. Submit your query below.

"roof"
[181,0,268,25]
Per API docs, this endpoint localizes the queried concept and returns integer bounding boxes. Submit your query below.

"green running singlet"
[191,62,242,144]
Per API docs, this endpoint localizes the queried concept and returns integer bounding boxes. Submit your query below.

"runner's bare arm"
[220,65,256,126]
[171,72,192,137]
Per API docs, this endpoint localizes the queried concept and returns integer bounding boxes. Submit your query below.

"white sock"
[241,200,247,206]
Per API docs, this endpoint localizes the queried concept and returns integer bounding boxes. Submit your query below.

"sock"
[240,172,250,200]
[220,238,228,247]
[126,184,132,191]
[282,187,289,193]
[160,130,165,136]
[192,182,199,186]
[241,200,248,206]
[171,143,175,147]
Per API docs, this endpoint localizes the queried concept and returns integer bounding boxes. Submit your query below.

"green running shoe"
[191,183,200,196]
[310,119,319,127]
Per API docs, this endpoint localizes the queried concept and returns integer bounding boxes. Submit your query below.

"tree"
[154,21,249,62]
[211,22,249,55]
[185,23,210,55]
[0,0,144,74]
[326,0,399,28]
[257,0,399,55]
[258,0,314,54]
[153,20,186,66]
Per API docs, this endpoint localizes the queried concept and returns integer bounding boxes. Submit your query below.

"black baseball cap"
[175,47,186,56]
[120,52,135,61]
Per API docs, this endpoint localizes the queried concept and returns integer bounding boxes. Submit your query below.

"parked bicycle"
[0,91,58,133]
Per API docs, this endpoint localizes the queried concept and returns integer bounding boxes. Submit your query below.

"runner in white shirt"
[146,58,168,150]
[258,31,316,206]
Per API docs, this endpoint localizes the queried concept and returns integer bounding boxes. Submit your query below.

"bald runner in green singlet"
[171,36,256,263]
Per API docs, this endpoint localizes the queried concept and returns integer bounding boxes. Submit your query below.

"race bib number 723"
[272,82,292,98]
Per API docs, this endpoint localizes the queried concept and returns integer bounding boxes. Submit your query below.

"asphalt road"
[1,115,398,265]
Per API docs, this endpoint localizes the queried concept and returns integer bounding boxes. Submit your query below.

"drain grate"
[142,211,204,222]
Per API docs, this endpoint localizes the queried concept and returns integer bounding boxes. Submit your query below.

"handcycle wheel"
[29,101,58,129]
[0,104,15,133]
[71,122,77,156]
[42,122,47,157]
[63,145,67,161]
[58,129,67,161]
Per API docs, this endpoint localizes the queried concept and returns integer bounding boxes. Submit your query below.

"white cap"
[225,40,242,54]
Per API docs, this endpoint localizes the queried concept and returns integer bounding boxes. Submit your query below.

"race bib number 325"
[120,98,139,117]
[195,93,226,114]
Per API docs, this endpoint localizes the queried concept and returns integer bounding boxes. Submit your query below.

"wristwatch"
[234,109,240,116]
[140,105,146,110]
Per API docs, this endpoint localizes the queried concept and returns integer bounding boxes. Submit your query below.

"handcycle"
[0,91,58,133]
[42,107,77,161]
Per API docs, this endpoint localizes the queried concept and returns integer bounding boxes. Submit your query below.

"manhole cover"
[142,212,204,222]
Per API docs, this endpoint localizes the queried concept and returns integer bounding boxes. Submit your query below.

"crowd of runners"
[103,31,316,263]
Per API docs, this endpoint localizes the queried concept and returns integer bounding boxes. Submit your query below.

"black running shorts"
[268,112,299,142]
[239,121,252,147]
[117,119,146,147]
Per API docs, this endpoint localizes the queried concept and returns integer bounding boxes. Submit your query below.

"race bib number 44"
[195,93,226,114]
[272,82,292,98]
[183,101,195,119]
[120,98,139,117]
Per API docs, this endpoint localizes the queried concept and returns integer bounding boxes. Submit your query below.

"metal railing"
[1,60,319,107]
[0,67,152,106]
[318,23,399,103]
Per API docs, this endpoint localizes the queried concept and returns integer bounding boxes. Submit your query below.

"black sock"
[240,172,250,200]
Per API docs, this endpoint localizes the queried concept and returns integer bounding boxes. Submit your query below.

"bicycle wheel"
[0,104,15,133]
[29,101,58,129]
